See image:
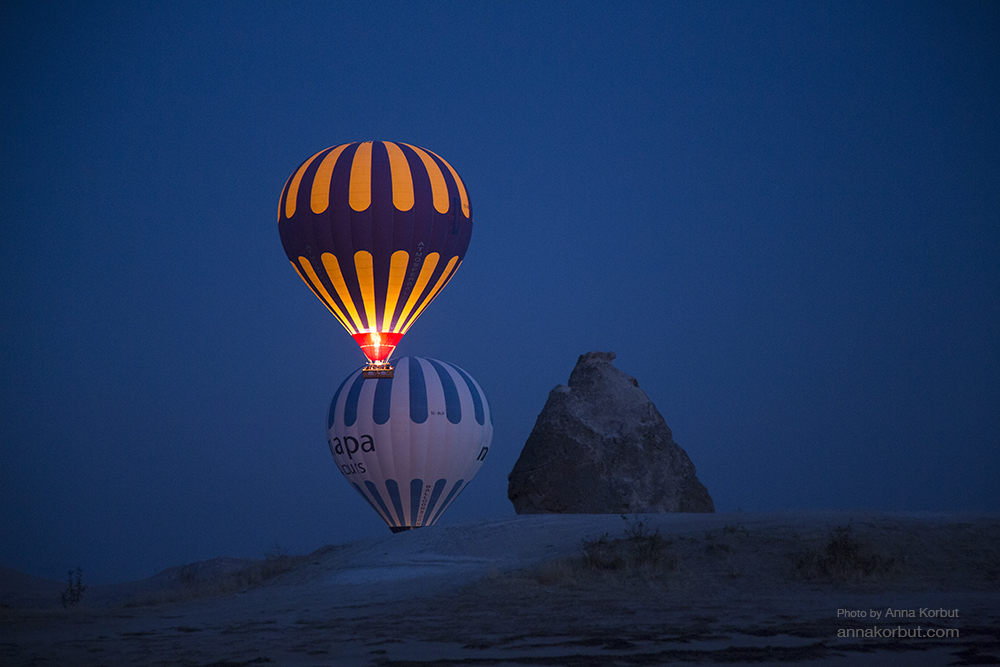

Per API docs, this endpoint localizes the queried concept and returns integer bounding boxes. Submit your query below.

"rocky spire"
[508,352,715,514]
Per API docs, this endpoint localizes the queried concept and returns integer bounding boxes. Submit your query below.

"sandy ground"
[2,511,999,666]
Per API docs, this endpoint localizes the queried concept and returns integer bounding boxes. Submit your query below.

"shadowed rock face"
[508,351,714,514]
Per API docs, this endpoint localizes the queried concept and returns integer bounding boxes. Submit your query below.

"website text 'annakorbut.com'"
[837,607,961,639]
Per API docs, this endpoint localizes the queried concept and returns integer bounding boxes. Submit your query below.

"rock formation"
[508,351,714,514]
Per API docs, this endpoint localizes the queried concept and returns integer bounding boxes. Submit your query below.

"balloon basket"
[362,361,394,379]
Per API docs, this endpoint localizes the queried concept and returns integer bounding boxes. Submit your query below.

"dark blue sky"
[2,1,998,584]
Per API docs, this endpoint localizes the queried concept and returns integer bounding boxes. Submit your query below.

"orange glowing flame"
[351,330,403,363]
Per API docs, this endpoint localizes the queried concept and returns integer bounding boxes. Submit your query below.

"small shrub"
[579,515,676,577]
[582,533,626,570]
[621,514,653,540]
[794,524,897,581]
[61,567,86,607]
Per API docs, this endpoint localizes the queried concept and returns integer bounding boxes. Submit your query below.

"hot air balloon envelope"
[327,357,492,531]
[278,142,473,369]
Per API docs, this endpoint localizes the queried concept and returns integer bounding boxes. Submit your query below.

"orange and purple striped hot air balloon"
[278,142,472,372]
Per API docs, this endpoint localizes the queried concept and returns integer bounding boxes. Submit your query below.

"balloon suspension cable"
[362,359,394,379]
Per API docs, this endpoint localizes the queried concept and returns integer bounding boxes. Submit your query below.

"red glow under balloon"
[351,331,404,363]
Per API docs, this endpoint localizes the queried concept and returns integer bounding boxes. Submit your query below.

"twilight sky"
[2,1,998,584]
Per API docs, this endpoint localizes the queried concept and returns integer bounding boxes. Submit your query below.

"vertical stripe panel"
[353,250,378,330]
[392,252,440,333]
[328,372,355,429]
[296,257,355,333]
[453,365,485,425]
[343,374,366,427]
[364,480,397,527]
[372,377,393,425]
[399,256,459,334]
[321,253,365,331]
[427,359,461,424]
[381,250,409,331]
[349,142,373,211]
[384,142,415,211]
[277,171,295,223]
[408,357,428,424]
[428,479,464,525]
[310,144,350,214]
[284,149,325,218]
[368,142,393,294]
[409,478,423,526]
[404,144,449,213]
[426,149,470,218]
[352,482,388,523]
[290,261,335,318]
[385,479,406,527]
[421,479,448,526]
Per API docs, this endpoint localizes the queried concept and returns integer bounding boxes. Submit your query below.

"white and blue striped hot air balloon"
[326,357,493,532]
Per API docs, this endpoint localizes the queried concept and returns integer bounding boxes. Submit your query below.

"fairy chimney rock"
[507,351,714,514]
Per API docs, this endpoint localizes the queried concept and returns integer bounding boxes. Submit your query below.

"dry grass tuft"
[530,515,680,587]
[793,524,898,582]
